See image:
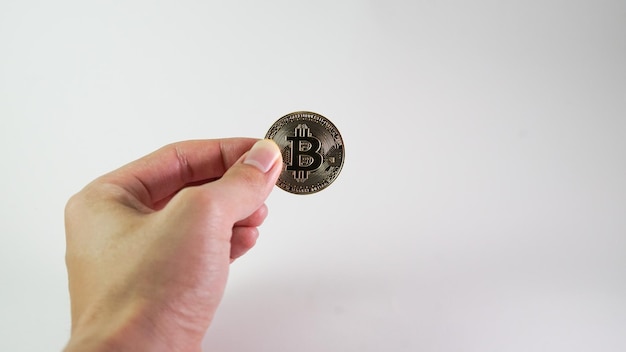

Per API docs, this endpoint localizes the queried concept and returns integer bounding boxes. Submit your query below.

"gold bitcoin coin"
[265,111,345,194]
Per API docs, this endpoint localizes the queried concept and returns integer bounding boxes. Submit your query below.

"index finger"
[98,138,259,209]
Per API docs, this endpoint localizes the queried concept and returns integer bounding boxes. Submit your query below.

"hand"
[64,138,282,352]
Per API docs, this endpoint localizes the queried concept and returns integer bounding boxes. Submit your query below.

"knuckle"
[176,186,223,215]
[238,166,266,188]
[64,189,87,219]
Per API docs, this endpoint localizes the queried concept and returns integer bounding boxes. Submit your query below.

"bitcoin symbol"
[286,124,323,182]
[265,111,344,194]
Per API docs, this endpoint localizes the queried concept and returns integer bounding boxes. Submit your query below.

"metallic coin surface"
[265,111,345,194]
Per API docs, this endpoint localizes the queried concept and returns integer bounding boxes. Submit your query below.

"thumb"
[204,139,282,223]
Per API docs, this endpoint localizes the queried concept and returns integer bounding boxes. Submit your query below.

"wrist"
[65,299,201,352]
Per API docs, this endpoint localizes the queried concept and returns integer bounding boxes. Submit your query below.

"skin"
[64,138,282,352]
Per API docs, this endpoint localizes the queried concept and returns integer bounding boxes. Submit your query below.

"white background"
[1,1,625,351]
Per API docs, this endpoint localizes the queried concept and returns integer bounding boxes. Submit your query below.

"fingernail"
[243,139,281,173]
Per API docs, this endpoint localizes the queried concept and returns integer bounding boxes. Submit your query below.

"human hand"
[64,138,282,352]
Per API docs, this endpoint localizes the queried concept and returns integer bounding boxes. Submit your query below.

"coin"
[265,111,345,194]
